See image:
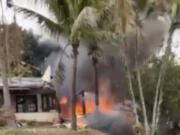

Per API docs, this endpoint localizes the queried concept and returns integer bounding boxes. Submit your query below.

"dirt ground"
[0,128,108,135]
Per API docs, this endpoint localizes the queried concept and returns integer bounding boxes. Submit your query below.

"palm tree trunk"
[0,24,16,128]
[123,35,139,124]
[1,66,16,127]
[92,57,99,108]
[127,69,139,124]
[71,43,79,130]
[133,21,149,134]
[151,24,173,135]
[155,89,163,129]
[1,25,11,108]
[81,90,86,116]
[0,60,16,128]
[151,87,163,135]
[1,56,15,128]
[136,69,149,135]
[151,70,162,135]
[1,62,11,107]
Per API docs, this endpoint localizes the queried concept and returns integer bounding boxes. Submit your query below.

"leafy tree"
[131,56,180,134]
[8,29,61,77]
[21,31,61,76]
[118,1,180,135]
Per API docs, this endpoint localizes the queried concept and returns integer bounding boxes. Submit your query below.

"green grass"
[0,128,107,135]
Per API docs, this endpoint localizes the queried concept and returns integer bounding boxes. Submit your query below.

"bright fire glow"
[59,92,135,129]
[60,96,114,118]
[60,96,68,105]
[59,77,135,129]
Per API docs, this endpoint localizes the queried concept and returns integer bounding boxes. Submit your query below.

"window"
[0,93,3,108]
[16,95,37,112]
[42,94,56,112]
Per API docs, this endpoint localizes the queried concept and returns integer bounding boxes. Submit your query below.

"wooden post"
[37,94,42,112]
[81,90,86,116]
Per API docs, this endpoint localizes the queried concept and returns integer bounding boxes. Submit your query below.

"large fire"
[58,78,135,129]
[59,94,115,129]
[75,99,113,116]
[59,92,135,129]
[60,93,115,118]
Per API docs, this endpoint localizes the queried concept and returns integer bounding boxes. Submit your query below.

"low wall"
[15,112,59,122]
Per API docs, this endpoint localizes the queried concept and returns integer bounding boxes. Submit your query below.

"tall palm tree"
[11,0,108,130]
[107,0,150,134]
[0,1,23,126]
[88,43,102,108]
[0,24,13,127]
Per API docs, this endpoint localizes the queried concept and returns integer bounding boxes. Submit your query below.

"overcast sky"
[1,0,57,41]
[1,0,180,61]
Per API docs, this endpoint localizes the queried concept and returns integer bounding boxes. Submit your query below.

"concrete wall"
[15,112,59,122]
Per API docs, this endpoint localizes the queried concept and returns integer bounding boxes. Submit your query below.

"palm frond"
[47,0,72,23]
[12,4,64,37]
[70,7,99,42]
[116,0,136,35]
[88,43,103,58]
[98,0,116,31]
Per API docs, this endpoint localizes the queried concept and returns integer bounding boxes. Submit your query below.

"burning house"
[47,45,137,134]
[59,90,136,134]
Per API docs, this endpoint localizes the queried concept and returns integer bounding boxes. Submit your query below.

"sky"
[1,0,56,40]
[1,0,180,61]
[172,30,180,61]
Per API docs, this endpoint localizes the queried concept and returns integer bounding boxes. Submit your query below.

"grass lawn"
[0,128,108,135]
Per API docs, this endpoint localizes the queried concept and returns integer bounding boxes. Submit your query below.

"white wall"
[15,112,59,122]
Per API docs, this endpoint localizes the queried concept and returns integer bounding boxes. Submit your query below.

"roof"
[0,77,45,90]
[41,66,52,83]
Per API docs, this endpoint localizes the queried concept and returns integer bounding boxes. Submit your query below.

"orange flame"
[60,96,68,105]
[75,101,95,117]
[99,99,113,113]
[59,92,116,119]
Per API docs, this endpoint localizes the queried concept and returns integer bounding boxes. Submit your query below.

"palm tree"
[0,1,23,126]
[0,24,12,127]
[109,0,150,134]
[11,0,108,130]
[87,43,102,108]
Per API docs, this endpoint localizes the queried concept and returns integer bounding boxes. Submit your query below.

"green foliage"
[19,31,61,77]
[137,0,148,10]
[131,56,180,122]
[16,7,64,37]
[88,45,102,58]
[6,23,24,65]
[162,61,180,121]
[10,64,39,77]
[0,23,23,70]
[0,24,60,77]
[13,0,108,42]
